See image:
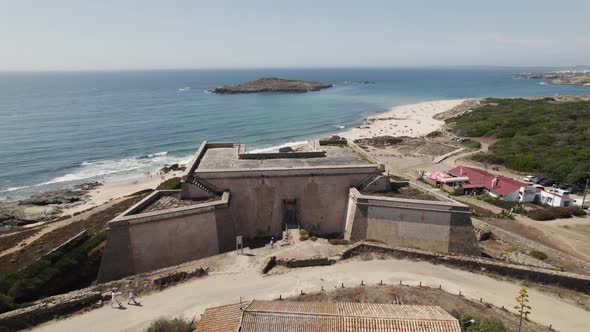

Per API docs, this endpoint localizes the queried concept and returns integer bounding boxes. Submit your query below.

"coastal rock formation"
[514,71,590,86]
[211,77,333,94]
[20,189,87,206]
[0,202,62,226]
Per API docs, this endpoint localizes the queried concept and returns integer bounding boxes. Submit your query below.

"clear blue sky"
[1,0,588,70]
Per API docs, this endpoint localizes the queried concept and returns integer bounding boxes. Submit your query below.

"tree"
[514,288,532,332]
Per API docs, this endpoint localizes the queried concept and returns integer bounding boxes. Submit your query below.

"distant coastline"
[514,70,590,86]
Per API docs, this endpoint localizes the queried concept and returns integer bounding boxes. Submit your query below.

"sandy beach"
[61,171,184,216]
[339,99,466,141]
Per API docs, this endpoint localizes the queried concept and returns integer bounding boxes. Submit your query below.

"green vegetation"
[450,310,507,332]
[156,177,182,190]
[145,316,196,332]
[446,98,590,184]
[426,130,442,137]
[514,288,532,332]
[310,236,318,241]
[461,140,482,149]
[0,231,106,313]
[299,235,310,241]
[526,206,583,221]
[457,312,507,332]
[478,196,518,210]
[299,229,309,236]
[528,250,548,260]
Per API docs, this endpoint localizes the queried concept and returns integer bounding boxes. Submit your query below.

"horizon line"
[0,64,579,74]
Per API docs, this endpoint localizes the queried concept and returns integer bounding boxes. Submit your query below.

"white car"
[523,175,535,182]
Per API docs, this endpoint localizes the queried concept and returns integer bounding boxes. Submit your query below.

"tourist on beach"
[270,237,275,248]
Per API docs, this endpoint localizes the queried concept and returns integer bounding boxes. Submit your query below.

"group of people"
[110,281,140,309]
[144,170,166,181]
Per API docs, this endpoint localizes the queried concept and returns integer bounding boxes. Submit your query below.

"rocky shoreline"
[0,182,102,228]
[514,71,590,86]
[211,77,333,94]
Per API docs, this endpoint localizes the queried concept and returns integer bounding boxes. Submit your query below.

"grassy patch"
[156,177,182,190]
[529,250,548,260]
[526,206,580,221]
[461,140,482,149]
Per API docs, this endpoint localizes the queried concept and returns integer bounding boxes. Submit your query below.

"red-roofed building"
[196,300,462,332]
[448,166,537,202]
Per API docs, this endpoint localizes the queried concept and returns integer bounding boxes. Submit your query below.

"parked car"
[531,176,545,184]
[558,184,578,194]
[523,175,535,182]
[540,179,557,187]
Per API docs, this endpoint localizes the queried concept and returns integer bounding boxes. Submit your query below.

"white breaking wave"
[39,153,193,186]
[178,87,191,91]
[333,125,346,129]
[0,185,32,193]
[248,140,309,153]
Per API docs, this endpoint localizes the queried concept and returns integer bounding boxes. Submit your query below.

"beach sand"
[339,99,466,141]
[61,171,184,216]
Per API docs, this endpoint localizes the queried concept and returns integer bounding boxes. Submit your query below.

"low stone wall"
[341,242,590,293]
[261,256,337,274]
[471,218,590,272]
[0,267,209,331]
[238,151,326,159]
[0,290,102,331]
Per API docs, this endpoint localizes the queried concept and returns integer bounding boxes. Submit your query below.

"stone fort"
[98,139,479,282]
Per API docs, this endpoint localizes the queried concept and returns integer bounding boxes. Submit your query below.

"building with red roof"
[448,166,536,202]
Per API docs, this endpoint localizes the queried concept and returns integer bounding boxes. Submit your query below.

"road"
[34,259,590,332]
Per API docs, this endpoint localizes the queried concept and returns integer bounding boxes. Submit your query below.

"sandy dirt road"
[35,259,590,332]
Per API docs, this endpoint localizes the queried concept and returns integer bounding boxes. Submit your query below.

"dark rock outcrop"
[20,189,86,206]
[514,71,590,86]
[211,77,333,94]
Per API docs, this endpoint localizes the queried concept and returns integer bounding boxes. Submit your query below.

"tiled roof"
[448,166,526,196]
[196,300,461,332]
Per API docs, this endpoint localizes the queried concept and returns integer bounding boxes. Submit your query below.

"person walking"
[127,281,139,305]
[111,289,123,308]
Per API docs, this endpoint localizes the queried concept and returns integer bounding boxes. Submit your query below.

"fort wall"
[97,191,230,282]
[344,188,479,255]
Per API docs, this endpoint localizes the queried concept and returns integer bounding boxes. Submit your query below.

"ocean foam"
[39,152,192,186]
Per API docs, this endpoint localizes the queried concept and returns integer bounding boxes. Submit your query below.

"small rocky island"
[514,70,590,86]
[211,77,333,94]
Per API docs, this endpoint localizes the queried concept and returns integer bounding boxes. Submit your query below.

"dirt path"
[34,259,590,332]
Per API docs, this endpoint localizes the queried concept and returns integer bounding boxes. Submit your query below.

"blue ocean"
[1,68,588,200]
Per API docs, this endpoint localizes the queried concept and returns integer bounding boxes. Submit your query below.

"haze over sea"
[1,68,588,200]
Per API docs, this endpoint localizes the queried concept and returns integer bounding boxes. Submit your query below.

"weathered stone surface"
[278,146,294,153]
[20,189,86,206]
[0,202,62,226]
[211,78,333,94]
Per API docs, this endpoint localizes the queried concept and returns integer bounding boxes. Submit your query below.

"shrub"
[0,294,15,313]
[299,229,309,236]
[156,177,181,190]
[504,247,518,253]
[569,206,587,216]
[527,206,574,221]
[462,140,482,149]
[459,313,507,332]
[426,130,442,137]
[328,239,349,245]
[299,235,310,241]
[146,316,196,332]
[529,250,548,260]
[310,236,318,241]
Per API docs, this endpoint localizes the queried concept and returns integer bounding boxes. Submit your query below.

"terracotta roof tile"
[196,300,461,332]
